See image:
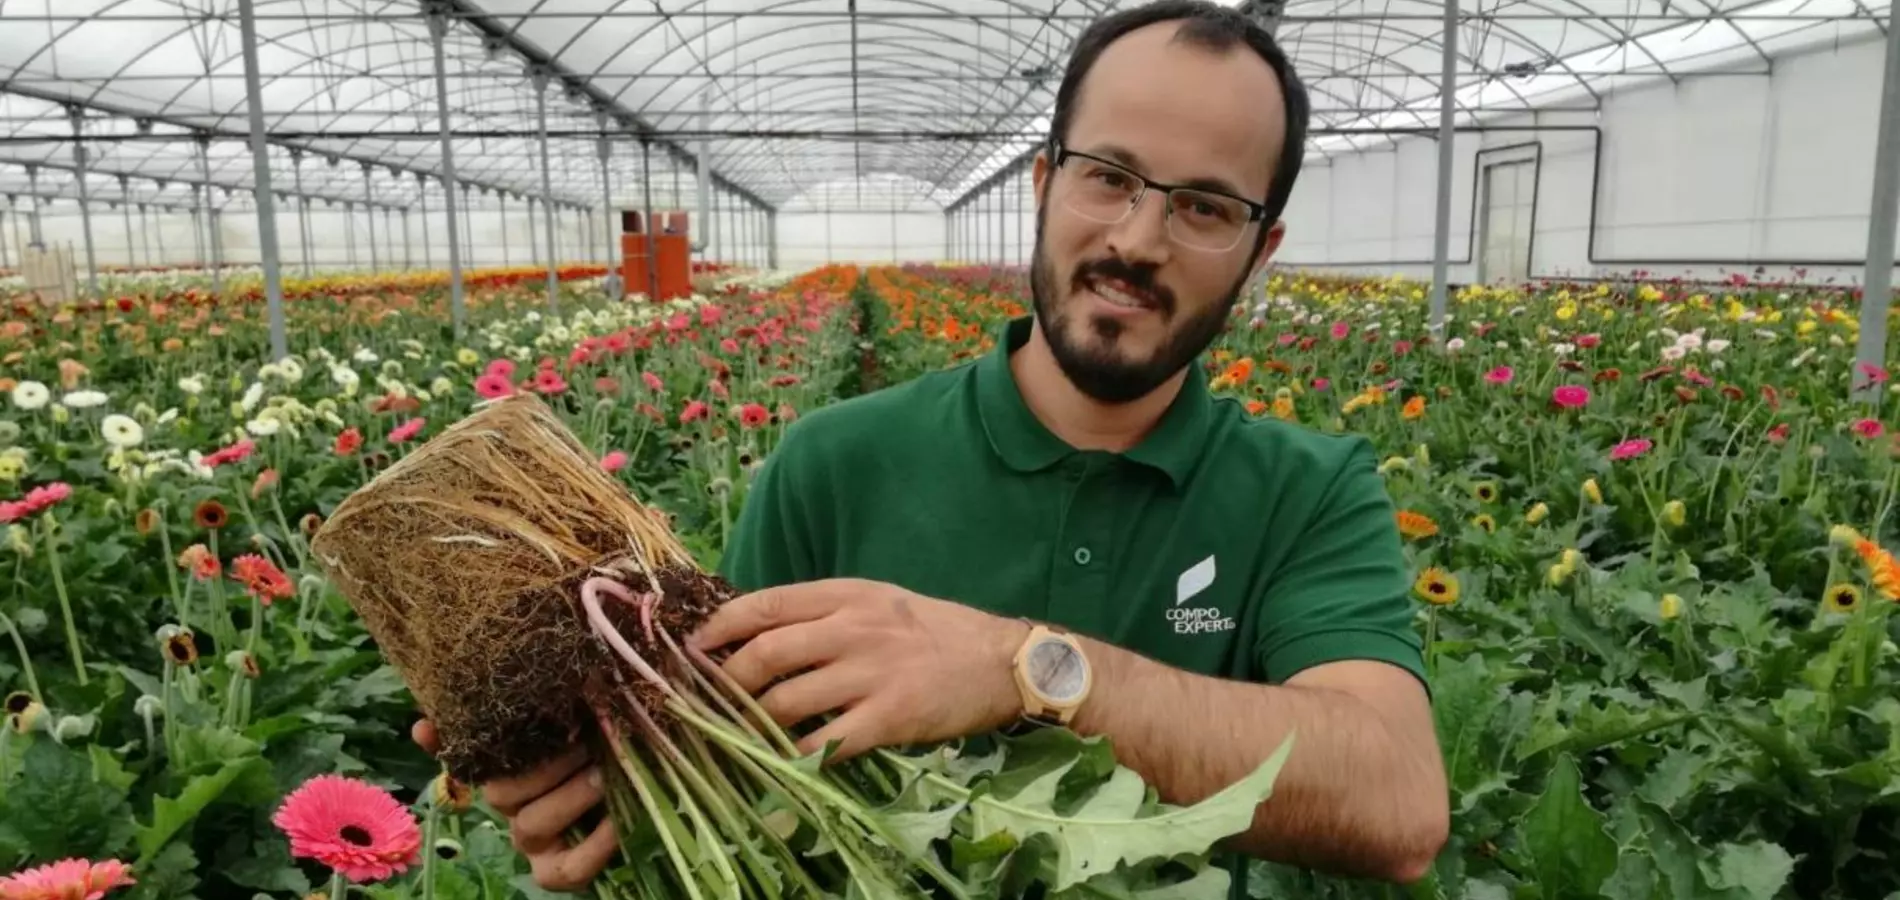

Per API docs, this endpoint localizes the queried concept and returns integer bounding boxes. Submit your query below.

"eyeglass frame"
[1043,140,1272,253]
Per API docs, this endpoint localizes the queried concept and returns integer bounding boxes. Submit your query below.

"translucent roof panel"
[1,0,1890,215]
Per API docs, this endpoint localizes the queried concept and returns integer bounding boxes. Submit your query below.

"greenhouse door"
[1479,160,1534,284]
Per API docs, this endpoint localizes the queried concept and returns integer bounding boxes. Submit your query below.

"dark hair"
[1045,0,1311,228]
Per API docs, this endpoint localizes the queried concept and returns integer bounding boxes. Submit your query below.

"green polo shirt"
[719,315,1426,688]
[716,315,1426,895]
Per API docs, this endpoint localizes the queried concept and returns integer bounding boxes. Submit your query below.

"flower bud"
[12,607,46,634]
[53,714,94,742]
[134,695,164,719]
[9,700,44,734]
[1658,593,1683,620]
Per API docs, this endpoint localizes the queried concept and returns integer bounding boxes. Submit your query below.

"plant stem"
[154,503,184,624]
[421,800,438,900]
[0,612,42,703]
[41,515,85,686]
[328,872,344,900]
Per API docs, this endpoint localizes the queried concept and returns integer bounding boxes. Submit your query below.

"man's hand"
[689,578,1032,760]
[410,719,618,892]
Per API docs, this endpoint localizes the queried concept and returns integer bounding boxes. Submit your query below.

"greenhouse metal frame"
[0,0,1894,396]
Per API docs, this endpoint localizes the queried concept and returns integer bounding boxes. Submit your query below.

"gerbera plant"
[308,393,1295,900]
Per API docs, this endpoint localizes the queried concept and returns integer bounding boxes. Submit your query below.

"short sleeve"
[1252,437,1427,688]
[716,419,827,592]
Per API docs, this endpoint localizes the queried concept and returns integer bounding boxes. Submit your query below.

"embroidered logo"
[1167,554,1236,635]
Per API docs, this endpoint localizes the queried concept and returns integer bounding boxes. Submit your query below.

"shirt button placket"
[1049,457,1110,631]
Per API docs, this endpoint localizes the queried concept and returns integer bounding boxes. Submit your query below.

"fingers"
[720,618,854,695]
[411,719,439,756]
[510,765,604,854]
[756,662,870,728]
[529,817,620,893]
[794,703,879,761]
[485,743,592,818]
[691,580,854,651]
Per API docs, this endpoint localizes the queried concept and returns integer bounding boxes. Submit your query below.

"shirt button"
[1073,547,1092,566]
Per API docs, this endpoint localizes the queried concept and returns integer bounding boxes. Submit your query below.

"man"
[414,0,1449,891]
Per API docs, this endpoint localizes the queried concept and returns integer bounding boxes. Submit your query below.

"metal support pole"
[361,163,379,273]
[197,137,223,294]
[189,188,204,264]
[118,179,134,269]
[768,208,778,269]
[24,168,43,246]
[290,149,311,275]
[599,125,616,289]
[238,0,288,357]
[532,68,560,311]
[69,109,99,297]
[344,201,358,269]
[1854,14,1900,407]
[641,139,658,301]
[499,193,510,265]
[0,200,10,271]
[427,5,465,335]
[382,208,394,271]
[141,204,155,266]
[1427,0,1458,332]
[463,184,474,265]
[527,195,539,267]
[419,174,434,270]
[401,209,412,270]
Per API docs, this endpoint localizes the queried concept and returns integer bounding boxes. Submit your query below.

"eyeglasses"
[1048,142,1268,253]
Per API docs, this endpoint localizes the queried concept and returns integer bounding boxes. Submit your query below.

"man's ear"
[1031,150,1050,211]
[1248,220,1286,283]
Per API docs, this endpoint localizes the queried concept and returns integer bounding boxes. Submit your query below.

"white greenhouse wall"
[1275,34,1894,285]
[774,210,946,269]
[2,200,779,275]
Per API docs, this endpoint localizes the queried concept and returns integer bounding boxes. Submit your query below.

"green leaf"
[1522,754,1618,899]
[135,755,270,865]
[218,832,312,896]
[967,733,1295,892]
[0,738,135,861]
[1704,841,1796,900]
[122,840,199,900]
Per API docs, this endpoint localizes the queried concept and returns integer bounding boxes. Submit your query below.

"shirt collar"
[974,316,1212,490]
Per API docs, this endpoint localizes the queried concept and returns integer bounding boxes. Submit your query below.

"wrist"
[990,616,1034,730]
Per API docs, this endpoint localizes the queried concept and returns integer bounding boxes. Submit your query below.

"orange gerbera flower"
[1402,396,1426,420]
[1396,510,1439,541]
[1853,539,1900,600]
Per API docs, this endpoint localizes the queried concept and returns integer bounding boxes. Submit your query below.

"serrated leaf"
[136,755,269,864]
[122,840,199,900]
[0,738,135,861]
[1523,754,1618,898]
[1704,841,1796,900]
[1637,748,1708,812]
[968,733,1294,891]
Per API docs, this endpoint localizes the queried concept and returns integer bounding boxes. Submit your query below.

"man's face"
[1029,21,1289,404]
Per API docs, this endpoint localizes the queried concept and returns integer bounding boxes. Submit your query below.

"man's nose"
[1104,190,1173,268]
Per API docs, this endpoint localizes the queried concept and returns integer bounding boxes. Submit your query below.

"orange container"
[618,211,695,301]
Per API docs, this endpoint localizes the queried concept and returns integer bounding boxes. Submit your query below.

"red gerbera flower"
[272,774,421,884]
[334,427,363,456]
[230,554,294,605]
[0,857,136,899]
[739,403,771,429]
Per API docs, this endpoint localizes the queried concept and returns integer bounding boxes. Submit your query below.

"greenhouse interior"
[1,0,1898,899]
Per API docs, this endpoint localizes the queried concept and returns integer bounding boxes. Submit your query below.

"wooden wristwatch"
[1011,624,1093,727]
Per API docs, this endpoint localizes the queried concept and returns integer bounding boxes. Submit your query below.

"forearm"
[1067,637,1446,883]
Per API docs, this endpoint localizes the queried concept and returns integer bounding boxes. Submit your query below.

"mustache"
[1071,257,1175,315]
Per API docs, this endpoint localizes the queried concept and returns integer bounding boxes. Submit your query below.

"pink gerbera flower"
[1329,321,1350,340]
[474,373,514,400]
[483,358,516,380]
[1484,365,1514,385]
[641,371,665,393]
[272,774,421,884]
[1610,438,1654,461]
[0,857,136,899]
[1852,418,1885,439]
[388,419,426,444]
[1551,385,1590,409]
[600,450,629,473]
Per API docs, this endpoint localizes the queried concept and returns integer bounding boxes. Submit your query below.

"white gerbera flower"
[101,414,144,448]
[177,376,205,395]
[63,390,108,409]
[245,417,282,437]
[331,366,360,389]
[1660,345,1687,362]
[11,381,49,410]
[353,348,379,365]
[240,383,265,413]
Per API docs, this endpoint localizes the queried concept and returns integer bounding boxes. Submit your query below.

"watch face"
[1026,638,1087,702]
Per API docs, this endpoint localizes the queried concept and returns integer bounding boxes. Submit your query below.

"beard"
[1028,202,1250,405]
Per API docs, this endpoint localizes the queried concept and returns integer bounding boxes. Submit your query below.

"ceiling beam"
[445,0,773,212]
